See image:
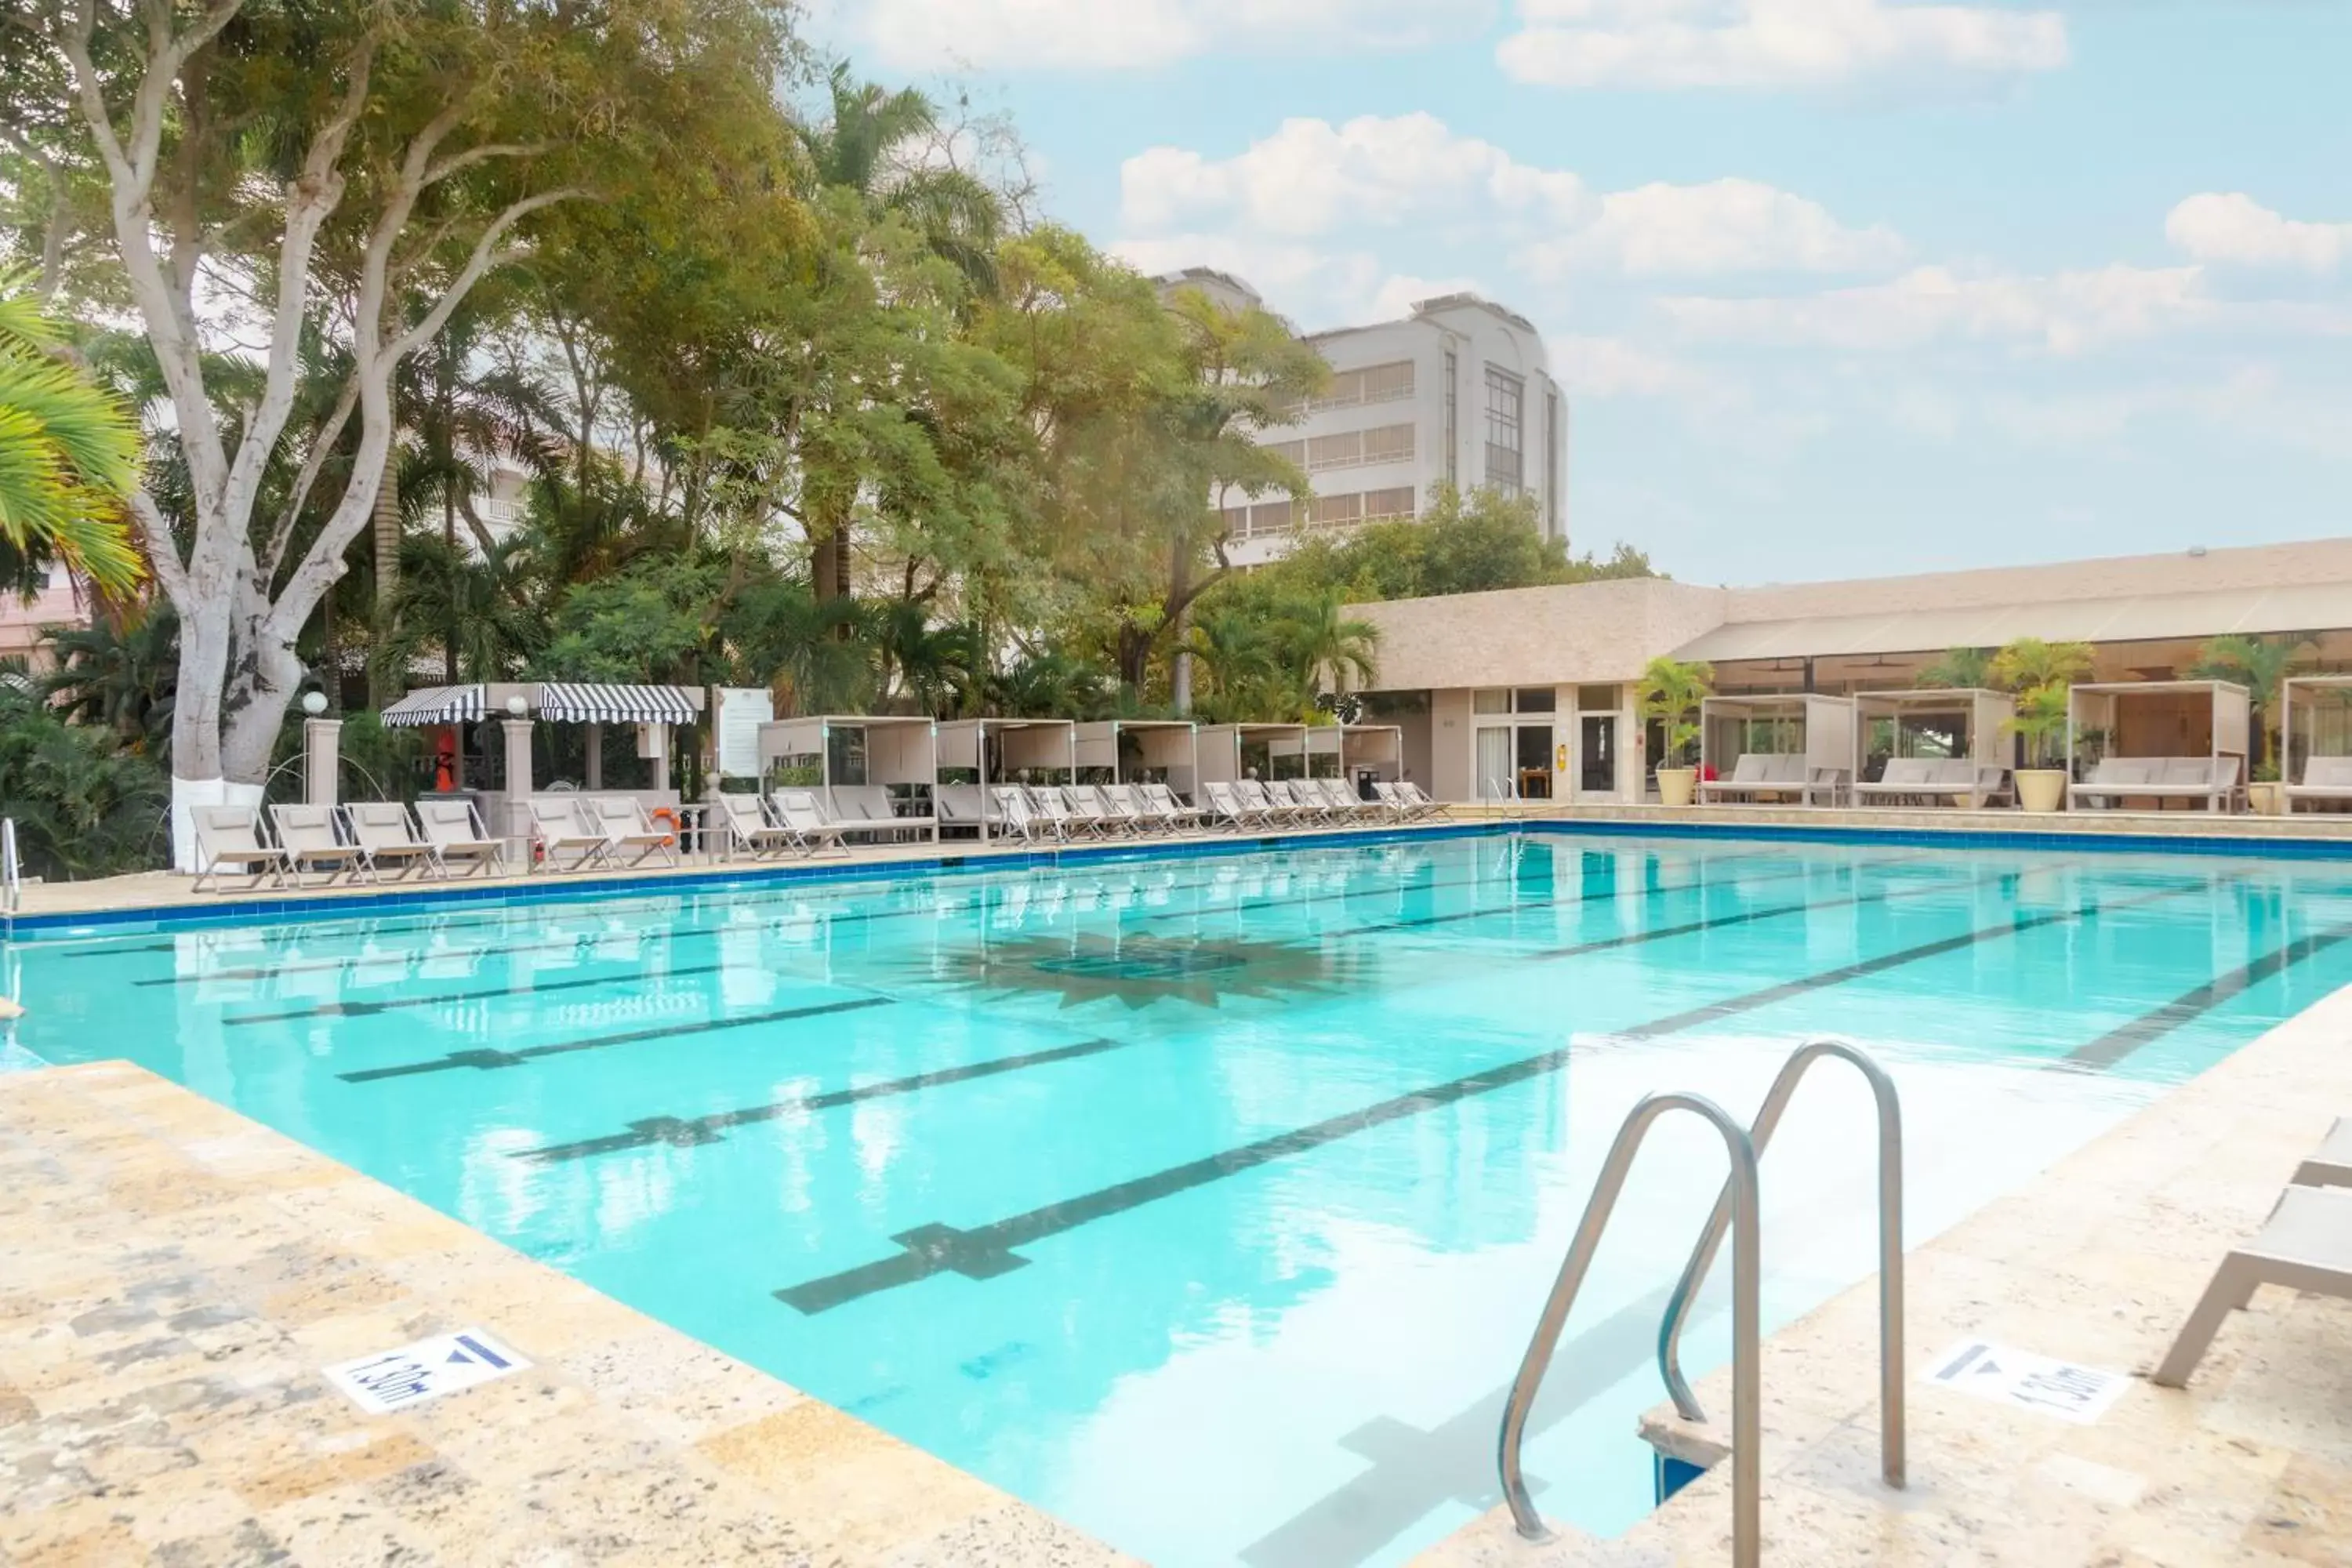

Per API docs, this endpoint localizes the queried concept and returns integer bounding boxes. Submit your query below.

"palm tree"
[2190,633,2311,779]
[371,533,547,690]
[1914,646,1993,690]
[0,268,141,597]
[1637,656,1713,767]
[1184,604,1280,717]
[1286,588,1379,697]
[37,602,178,757]
[1988,637,2095,694]
[797,65,1005,297]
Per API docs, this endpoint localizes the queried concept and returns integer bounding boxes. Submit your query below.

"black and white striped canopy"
[379,684,485,728]
[533,683,697,724]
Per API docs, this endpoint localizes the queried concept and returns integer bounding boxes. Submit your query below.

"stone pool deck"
[1417,982,2352,1567]
[0,1060,1131,1567]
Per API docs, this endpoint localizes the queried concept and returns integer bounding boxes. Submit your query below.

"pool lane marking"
[136,844,1813,991]
[771,877,2191,1314]
[2052,919,2352,1073]
[225,957,742,1025]
[334,996,893,1083]
[500,856,1907,1168]
[511,1035,1130,1163]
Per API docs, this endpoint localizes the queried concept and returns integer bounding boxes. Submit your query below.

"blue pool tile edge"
[9,815,2352,943]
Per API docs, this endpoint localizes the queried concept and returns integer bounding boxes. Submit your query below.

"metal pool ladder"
[2,816,18,915]
[1494,1042,1907,1567]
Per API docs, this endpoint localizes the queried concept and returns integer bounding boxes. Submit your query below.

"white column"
[303,718,343,806]
[503,718,534,863]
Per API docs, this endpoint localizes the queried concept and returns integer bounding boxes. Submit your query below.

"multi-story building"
[1155,268,1566,568]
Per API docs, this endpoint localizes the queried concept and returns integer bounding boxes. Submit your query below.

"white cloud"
[1659,263,2219,354]
[1499,0,2067,89]
[849,0,1496,71]
[2166,193,2352,274]
[1519,177,1905,276]
[1122,114,1592,239]
[1123,116,1895,286]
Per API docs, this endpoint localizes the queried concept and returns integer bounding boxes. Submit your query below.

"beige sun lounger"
[2292,1117,2352,1187]
[1268,779,1329,824]
[414,800,506,877]
[717,793,796,859]
[1700,753,1820,804]
[989,786,1047,842]
[1098,783,1152,835]
[2154,1183,2352,1387]
[1053,785,1113,838]
[827,784,935,844]
[1235,779,1305,827]
[268,804,361,886]
[1139,782,1204,832]
[1316,778,1377,820]
[530,797,610,872]
[2071,756,2240,812]
[771,789,852,858]
[586,796,679,869]
[1394,781,1444,818]
[341,802,441,881]
[191,804,291,894]
[1203,781,1261,830]
[2288,756,2352,812]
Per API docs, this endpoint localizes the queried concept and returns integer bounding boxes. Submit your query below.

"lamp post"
[300,690,340,806]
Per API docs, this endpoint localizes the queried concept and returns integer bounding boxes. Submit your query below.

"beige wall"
[1348,578,1730,692]
[1432,689,1473,801]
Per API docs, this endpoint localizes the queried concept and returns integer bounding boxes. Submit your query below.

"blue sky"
[806,2,2352,586]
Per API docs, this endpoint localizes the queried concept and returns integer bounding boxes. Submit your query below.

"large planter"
[2249,781,2285,816]
[1656,767,1698,808]
[2015,768,2067,814]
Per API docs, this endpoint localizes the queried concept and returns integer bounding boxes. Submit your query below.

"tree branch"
[422,140,554,188]
[126,489,191,611]
[263,368,361,581]
[386,189,583,365]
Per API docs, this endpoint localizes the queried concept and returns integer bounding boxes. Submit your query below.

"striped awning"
[533,683,698,724]
[379,684,485,727]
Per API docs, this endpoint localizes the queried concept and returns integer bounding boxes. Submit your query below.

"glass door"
[1515,724,1554,800]
[1579,714,1616,794]
[1475,726,1514,799]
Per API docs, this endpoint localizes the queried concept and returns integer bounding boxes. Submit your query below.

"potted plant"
[2188,633,2310,815]
[1638,655,1713,807]
[1991,637,2094,813]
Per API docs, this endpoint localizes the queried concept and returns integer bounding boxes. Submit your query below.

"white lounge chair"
[1098,783,1152,835]
[717,793,797,859]
[1237,779,1309,827]
[1273,779,1334,825]
[989,786,1047,842]
[2071,756,2240,813]
[530,798,610,873]
[771,789,852,858]
[1203,781,1261,830]
[268,803,361,886]
[2155,1183,2352,1387]
[414,800,506,877]
[1393,781,1445,820]
[2288,756,2352,813]
[586,796,679,869]
[1139,782,1205,833]
[1319,778,1381,820]
[937,783,985,834]
[828,783,935,844]
[1026,786,1083,840]
[1700,753,1812,804]
[2294,1117,2352,1187]
[1054,785,1114,839]
[340,802,441,881]
[191,804,290,894]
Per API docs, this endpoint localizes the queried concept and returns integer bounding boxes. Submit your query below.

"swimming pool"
[9,829,2350,1565]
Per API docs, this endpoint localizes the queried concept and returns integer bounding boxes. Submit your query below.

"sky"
[804,2,2352,587]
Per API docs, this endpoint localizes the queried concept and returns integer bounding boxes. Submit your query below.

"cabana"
[2067,680,2249,812]
[2281,675,2352,811]
[1697,693,1857,806]
[1197,723,1309,786]
[1074,720,1200,798]
[937,717,1076,841]
[757,715,939,844]
[383,681,702,849]
[1305,724,1405,800]
[1850,689,2015,808]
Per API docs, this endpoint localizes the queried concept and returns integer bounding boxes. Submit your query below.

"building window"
[1250,499,1294,535]
[1261,438,1305,467]
[1312,360,1415,412]
[1443,349,1458,485]
[1485,365,1523,492]
[1577,684,1619,712]
[1220,504,1251,538]
[1307,492,1363,528]
[1307,432,1361,471]
[1473,688,1511,716]
[1545,389,1562,535]
[1514,687,1558,714]
[1360,423,1414,465]
[1361,486,1414,522]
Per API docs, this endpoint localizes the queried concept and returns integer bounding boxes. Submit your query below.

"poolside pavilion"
[938,717,1076,840]
[1196,723,1309,786]
[756,715,940,844]
[1073,720,1200,797]
[1697,693,1857,804]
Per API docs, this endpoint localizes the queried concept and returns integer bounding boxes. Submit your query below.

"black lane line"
[226,958,736,1025]
[2052,920,2352,1073]
[772,878,2193,1314]
[336,996,893,1083]
[513,1035,1128,1163]
[528,858,1926,1172]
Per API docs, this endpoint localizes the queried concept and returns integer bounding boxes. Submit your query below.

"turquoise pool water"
[9,830,2352,1564]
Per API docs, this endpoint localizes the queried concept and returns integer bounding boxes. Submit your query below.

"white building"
[1155,269,1566,568]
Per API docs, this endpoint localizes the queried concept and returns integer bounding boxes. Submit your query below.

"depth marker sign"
[324,1327,530,1414]
[1923,1338,2128,1425]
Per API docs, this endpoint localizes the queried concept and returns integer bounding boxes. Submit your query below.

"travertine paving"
[1417,983,2352,1567]
[0,1061,1131,1567]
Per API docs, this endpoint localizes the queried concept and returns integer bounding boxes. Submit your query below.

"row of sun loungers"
[1853,757,2012,808]
[1697,753,1849,806]
[191,800,509,892]
[966,779,1441,843]
[2070,755,2241,812]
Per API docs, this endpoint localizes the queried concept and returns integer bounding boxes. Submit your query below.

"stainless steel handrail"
[1658,1040,1905,1488]
[1498,1092,1762,1565]
[2,816,19,915]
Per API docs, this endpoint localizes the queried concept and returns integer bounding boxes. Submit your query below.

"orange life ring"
[649,806,681,848]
